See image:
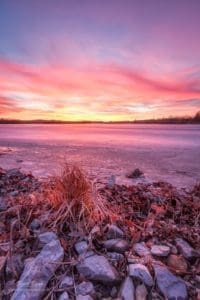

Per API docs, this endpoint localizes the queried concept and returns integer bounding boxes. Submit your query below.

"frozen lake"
[0,124,200,187]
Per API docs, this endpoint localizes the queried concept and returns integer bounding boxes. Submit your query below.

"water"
[0,124,200,187]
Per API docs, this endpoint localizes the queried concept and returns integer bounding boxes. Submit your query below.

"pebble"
[153,264,188,299]
[77,254,120,284]
[59,291,69,300]
[176,238,199,260]
[59,276,74,289]
[167,254,188,273]
[75,241,89,255]
[38,231,58,246]
[106,224,124,239]
[128,263,153,287]
[118,276,135,300]
[76,281,95,296]
[135,284,148,300]
[151,245,170,257]
[103,239,129,253]
[133,242,151,257]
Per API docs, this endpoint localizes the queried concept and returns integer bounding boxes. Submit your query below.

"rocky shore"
[0,167,199,299]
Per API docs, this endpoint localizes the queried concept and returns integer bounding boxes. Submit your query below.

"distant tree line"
[0,111,200,124]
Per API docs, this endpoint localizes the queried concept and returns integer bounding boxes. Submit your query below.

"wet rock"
[135,284,148,300]
[38,231,58,246]
[29,218,41,231]
[133,242,151,257]
[151,245,170,257]
[153,264,188,299]
[11,239,64,299]
[77,254,120,284]
[59,276,74,289]
[106,224,124,239]
[76,295,93,300]
[59,292,69,300]
[76,281,95,296]
[167,254,188,273]
[175,238,199,260]
[75,241,89,255]
[128,263,153,287]
[103,239,129,253]
[119,276,135,300]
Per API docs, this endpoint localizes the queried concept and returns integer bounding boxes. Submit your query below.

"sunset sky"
[0,0,200,121]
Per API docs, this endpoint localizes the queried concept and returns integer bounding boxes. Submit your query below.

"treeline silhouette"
[0,111,200,124]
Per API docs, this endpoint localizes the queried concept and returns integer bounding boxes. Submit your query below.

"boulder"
[128,264,153,287]
[11,239,64,299]
[103,239,129,254]
[175,238,199,260]
[153,264,188,299]
[151,245,170,257]
[119,276,135,300]
[133,242,151,257]
[106,224,124,239]
[77,254,120,284]
[75,241,89,255]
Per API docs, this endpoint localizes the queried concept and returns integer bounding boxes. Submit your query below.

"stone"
[11,239,64,299]
[106,224,124,239]
[106,252,124,262]
[0,256,6,278]
[133,242,151,257]
[77,254,119,284]
[75,241,89,255]
[167,254,188,273]
[59,276,74,289]
[103,239,129,254]
[0,196,7,211]
[110,286,118,298]
[128,264,153,287]
[76,295,93,300]
[153,264,188,299]
[151,245,170,257]
[175,238,199,260]
[29,218,41,231]
[59,292,69,300]
[76,281,95,296]
[135,284,148,300]
[119,276,135,300]
[38,231,58,246]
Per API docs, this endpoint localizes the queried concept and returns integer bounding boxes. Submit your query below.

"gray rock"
[38,231,58,246]
[151,245,170,257]
[135,284,148,300]
[59,276,74,289]
[59,292,69,300]
[175,238,199,260]
[133,242,151,257]
[128,264,153,287]
[77,254,119,284]
[106,224,124,239]
[153,264,188,299]
[75,241,89,255]
[76,295,93,300]
[11,239,64,300]
[76,281,95,296]
[119,276,135,300]
[103,239,129,254]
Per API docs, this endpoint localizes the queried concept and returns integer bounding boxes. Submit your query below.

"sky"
[0,0,200,121]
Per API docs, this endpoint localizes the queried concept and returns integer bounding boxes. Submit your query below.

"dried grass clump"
[43,165,112,230]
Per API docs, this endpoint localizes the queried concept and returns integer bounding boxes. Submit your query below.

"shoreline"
[0,166,199,299]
